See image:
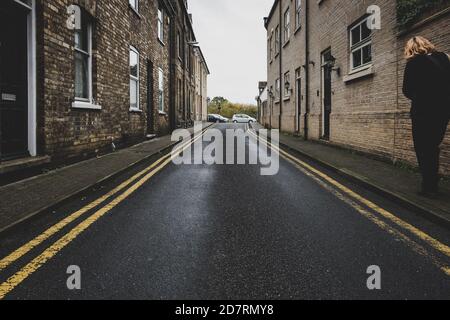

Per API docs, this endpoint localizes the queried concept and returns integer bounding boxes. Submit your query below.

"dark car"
[208,114,228,123]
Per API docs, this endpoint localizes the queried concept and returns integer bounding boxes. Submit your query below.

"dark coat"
[402,52,450,117]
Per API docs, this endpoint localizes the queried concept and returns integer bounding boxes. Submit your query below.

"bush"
[208,97,257,119]
[397,0,449,29]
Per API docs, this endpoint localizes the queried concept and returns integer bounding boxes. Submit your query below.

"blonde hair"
[404,36,436,60]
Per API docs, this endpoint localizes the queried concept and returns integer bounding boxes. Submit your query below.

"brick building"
[193,46,209,121]
[263,0,450,175]
[0,0,208,167]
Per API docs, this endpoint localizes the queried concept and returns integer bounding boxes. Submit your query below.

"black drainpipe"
[278,0,283,132]
[303,0,309,140]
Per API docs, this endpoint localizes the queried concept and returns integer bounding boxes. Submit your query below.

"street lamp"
[284,80,292,94]
[325,54,341,77]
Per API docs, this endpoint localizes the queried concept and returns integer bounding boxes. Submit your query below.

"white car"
[232,114,256,124]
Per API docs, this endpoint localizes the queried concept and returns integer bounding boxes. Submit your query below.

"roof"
[194,46,210,75]
[264,0,279,29]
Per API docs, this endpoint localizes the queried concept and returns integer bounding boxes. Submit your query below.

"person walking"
[403,36,450,197]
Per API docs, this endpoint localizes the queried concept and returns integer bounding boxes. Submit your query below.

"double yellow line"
[248,129,450,276]
[0,128,208,299]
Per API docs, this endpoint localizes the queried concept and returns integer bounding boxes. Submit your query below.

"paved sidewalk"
[0,125,208,233]
[251,123,450,226]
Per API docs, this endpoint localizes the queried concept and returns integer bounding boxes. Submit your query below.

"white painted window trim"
[274,25,280,55]
[349,17,372,72]
[284,8,290,44]
[73,18,99,110]
[158,8,164,43]
[129,0,139,13]
[129,46,140,111]
[295,0,302,30]
[158,67,164,113]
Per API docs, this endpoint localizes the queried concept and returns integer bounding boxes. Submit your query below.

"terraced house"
[263,0,450,174]
[0,0,208,172]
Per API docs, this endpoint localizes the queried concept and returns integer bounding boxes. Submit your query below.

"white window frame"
[284,8,290,44]
[158,68,164,113]
[129,46,140,111]
[72,13,100,110]
[268,35,273,61]
[158,8,164,43]
[129,0,139,13]
[295,0,302,30]
[349,17,372,72]
[275,25,280,55]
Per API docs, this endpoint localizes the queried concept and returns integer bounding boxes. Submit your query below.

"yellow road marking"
[249,130,450,259]
[0,129,205,272]
[275,142,449,275]
[0,131,204,299]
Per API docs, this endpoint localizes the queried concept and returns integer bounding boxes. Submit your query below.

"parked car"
[232,114,257,124]
[208,114,228,123]
[217,115,229,123]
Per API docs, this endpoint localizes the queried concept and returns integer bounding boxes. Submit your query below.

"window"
[274,25,280,55]
[158,68,164,112]
[295,0,302,29]
[158,8,164,43]
[74,11,92,101]
[268,35,273,61]
[284,8,290,43]
[350,18,372,71]
[130,46,139,110]
[129,0,138,12]
[284,71,291,97]
[275,78,280,101]
[177,31,182,59]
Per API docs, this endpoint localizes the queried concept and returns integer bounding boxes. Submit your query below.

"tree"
[209,97,229,110]
[208,97,257,119]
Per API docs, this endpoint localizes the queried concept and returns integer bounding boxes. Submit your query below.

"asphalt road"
[0,123,449,300]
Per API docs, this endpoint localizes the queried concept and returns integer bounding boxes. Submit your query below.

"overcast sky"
[189,0,274,105]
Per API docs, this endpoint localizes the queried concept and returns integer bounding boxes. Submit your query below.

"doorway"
[295,68,301,133]
[321,49,332,140]
[0,0,35,160]
[147,59,155,134]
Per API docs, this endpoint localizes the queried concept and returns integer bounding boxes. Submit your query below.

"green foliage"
[397,0,449,29]
[209,97,229,109]
[208,97,257,119]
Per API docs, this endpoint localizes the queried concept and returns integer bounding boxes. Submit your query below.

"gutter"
[278,0,283,132]
[303,0,309,140]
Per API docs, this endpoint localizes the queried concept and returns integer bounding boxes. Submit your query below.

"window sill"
[129,5,142,19]
[283,39,290,48]
[283,96,291,101]
[158,38,165,47]
[72,101,102,110]
[343,65,374,83]
[159,111,167,115]
[294,25,302,35]
[129,107,143,113]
